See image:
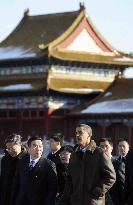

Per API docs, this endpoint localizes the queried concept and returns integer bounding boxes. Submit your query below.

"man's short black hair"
[50,133,64,145]
[118,138,129,145]
[99,138,113,147]
[27,136,42,147]
[60,145,74,154]
[5,133,22,145]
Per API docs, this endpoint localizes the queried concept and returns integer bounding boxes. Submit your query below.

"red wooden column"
[45,108,54,138]
[128,126,132,146]
[16,110,23,135]
[102,126,106,138]
[123,119,133,147]
[64,110,68,139]
[114,125,119,151]
[97,119,111,138]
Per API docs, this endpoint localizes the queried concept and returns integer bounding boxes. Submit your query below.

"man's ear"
[27,147,31,154]
[87,134,91,139]
[57,142,60,146]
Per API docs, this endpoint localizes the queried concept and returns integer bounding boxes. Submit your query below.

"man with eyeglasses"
[0,133,27,205]
[12,136,57,205]
[56,145,73,203]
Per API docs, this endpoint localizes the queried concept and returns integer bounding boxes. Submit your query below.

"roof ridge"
[0,15,27,46]
[48,10,85,50]
[29,9,80,18]
[85,13,115,52]
[0,9,81,51]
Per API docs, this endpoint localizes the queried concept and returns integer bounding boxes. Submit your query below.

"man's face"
[28,140,43,160]
[76,126,90,147]
[118,141,129,157]
[60,151,71,164]
[99,141,113,157]
[49,138,60,152]
[6,142,21,157]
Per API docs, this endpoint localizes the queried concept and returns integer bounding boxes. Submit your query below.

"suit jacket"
[47,149,61,166]
[125,150,133,205]
[110,155,126,205]
[12,155,57,205]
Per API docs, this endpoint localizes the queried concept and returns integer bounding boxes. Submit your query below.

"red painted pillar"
[16,110,23,135]
[45,109,49,139]
[114,125,119,153]
[102,126,106,138]
[45,108,53,139]
[128,126,132,147]
[64,110,68,140]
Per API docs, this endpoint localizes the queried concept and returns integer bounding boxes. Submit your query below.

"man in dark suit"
[47,133,64,166]
[12,136,57,205]
[110,138,129,205]
[125,149,133,205]
[0,133,27,205]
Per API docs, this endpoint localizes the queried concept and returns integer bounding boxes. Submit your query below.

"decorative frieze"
[0,95,84,109]
[51,65,119,78]
[123,118,133,126]
[0,65,48,77]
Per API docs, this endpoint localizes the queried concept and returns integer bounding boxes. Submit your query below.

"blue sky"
[0,0,133,53]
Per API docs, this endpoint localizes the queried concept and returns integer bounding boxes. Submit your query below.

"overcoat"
[59,141,116,205]
[0,148,27,205]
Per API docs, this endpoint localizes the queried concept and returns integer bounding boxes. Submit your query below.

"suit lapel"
[29,156,44,174]
[22,155,30,177]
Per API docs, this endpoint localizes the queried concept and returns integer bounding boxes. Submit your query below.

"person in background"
[99,138,114,159]
[56,145,73,202]
[99,138,115,205]
[0,133,27,205]
[47,133,64,165]
[59,124,116,205]
[117,138,129,160]
[124,147,133,205]
[12,136,57,205]
[111,138,129,205]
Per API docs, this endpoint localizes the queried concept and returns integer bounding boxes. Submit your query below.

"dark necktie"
[29,160,35,170]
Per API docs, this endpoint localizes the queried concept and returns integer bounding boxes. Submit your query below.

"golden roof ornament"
[38,44,46,50]
[115,72,122,79]
[24,8,30,17]
[79,1,85,11]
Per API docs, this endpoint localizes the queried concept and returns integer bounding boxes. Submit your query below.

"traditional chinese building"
[69,74,133,147]
[0,4,133,144]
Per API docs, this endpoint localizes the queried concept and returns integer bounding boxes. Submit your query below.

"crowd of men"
[0,124,133,205]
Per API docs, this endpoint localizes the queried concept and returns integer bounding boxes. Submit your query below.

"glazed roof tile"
[0,10,80,54]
